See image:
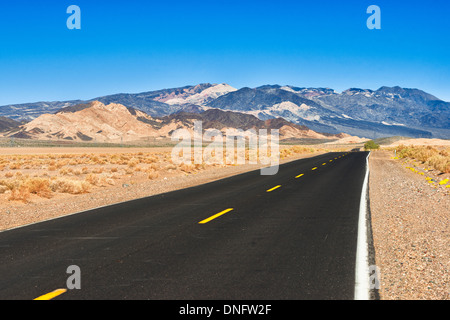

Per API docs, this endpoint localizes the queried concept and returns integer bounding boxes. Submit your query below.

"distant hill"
[7,101,347,143]
[0,83,448,139]
[0,116,21,132]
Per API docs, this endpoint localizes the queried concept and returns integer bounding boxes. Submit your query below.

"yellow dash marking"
[312,167,318,170]
[329,160,333,162]
[34,289,67,301]
[199,208,234,224]
[295,174,304,179]
[266,185,282,192]
[322,163,327,165]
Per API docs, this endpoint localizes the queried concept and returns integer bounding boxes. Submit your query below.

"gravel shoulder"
[369,150,449,300]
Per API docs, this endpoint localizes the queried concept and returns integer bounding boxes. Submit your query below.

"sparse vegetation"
[0,145,334,203]
[392,145,450,173]
[364,140,380,150]
[50,178,90,194]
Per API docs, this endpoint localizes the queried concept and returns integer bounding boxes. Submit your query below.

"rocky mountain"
[0,83,234,121]
[204,85,448,138]
[162,83,237,106]
[7,101,342,142]
[9,101,160,142]
[0,116,21,132]
[0,83,448,139]
[311,86,449,133]
[163,109,331,140]
[0,100,83,122]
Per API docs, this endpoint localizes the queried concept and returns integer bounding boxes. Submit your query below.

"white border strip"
[354,151,371,300]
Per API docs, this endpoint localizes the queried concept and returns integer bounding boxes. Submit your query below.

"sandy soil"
[387,138,450,147]
[325,136,369,144]
[369,150,449,300]
[0,147,175,155]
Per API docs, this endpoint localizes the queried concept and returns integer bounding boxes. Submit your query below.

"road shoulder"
[369,150,449,300]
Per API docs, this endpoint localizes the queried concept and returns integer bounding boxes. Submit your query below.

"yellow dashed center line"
[34,289,67,300]
[199,208,234,224]
[266,185,282,192]
[200,153,348,226]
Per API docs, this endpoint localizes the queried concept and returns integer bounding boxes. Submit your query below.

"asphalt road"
[0,151,369,300]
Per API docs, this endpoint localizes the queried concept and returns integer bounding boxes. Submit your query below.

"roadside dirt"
[369,150,449,300]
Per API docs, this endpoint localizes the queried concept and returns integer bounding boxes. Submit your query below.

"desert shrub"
[85,174,101,186]
[148,171,160,180]
[0,179,15,190]
[395,145,450,173]
[59,168,69,176]
[9,163,21,170]
[92,167,104,174]
[24,178,52,198]
[0,185,8,194]
[127,159,139,168]
[426,155,450,173]
[179,163,195,173]
[50,178,90,194]
[86,173,115,186]
[364,140,380,150]
[146,155,159,163]
[147,163,159,171]
[8,186,30,203]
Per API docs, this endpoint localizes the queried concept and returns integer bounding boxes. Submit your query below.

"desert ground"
[0,138,448,300]
[369,150,449,300]
[386,138,450,147]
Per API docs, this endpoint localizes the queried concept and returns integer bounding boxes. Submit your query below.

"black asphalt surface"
[0,151,369,300]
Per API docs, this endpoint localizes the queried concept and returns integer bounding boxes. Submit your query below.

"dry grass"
[391,145,450,173]
[0,145,328,203]
[50,178,90,194]
[24,178,52,198]
[8,186,31,203]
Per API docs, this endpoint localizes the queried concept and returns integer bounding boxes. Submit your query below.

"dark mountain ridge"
[0,83,448,139]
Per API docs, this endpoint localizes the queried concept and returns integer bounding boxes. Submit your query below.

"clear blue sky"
[0,0,449,105]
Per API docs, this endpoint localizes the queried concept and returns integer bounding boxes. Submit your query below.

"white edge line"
[354,151,371,300]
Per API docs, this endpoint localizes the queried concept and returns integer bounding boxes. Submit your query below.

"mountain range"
[6,101,346,143]
[0,83,449,139]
